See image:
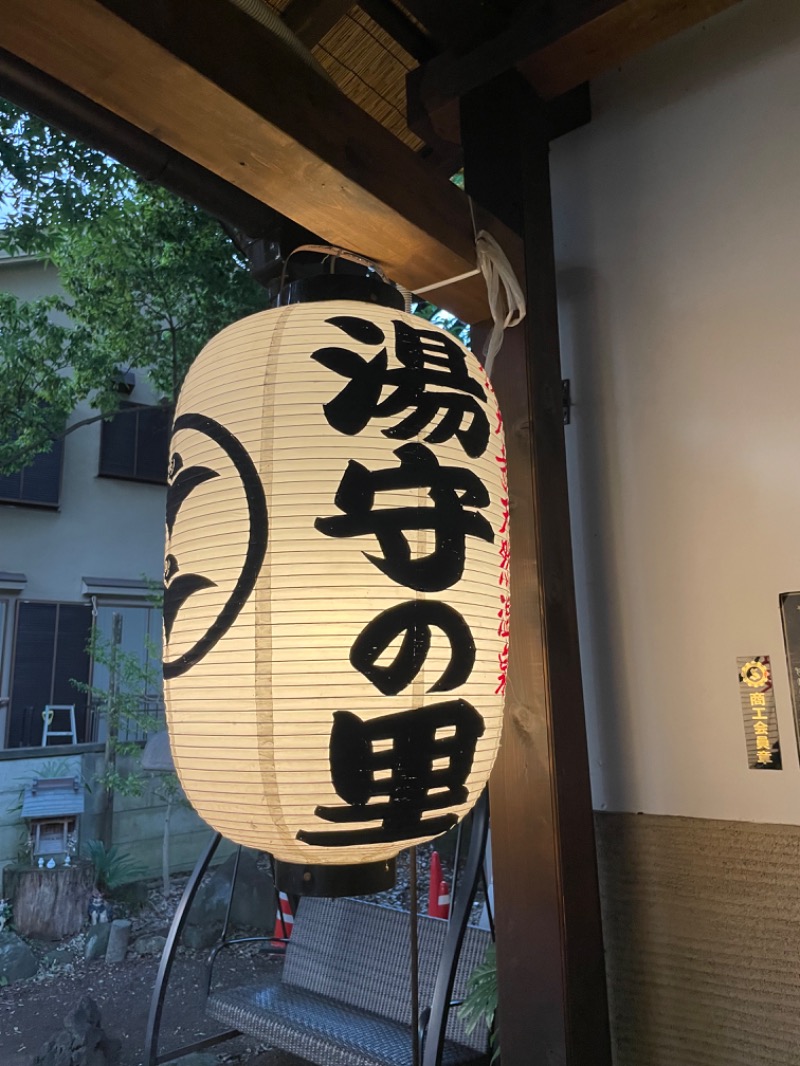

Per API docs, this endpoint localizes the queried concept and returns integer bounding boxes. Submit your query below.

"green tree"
[411,297,469,345]
[0,100,266,474]
[73,613,184,897]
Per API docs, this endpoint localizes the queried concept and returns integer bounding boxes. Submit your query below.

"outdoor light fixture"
[162,271,509,895]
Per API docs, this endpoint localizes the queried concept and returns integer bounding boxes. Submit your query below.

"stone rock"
[112,879,149,912]
[181,922,216,951]
[132,933,167,956]
[0,929,37,984]
[84,923,112,961]
[42,947,74,969]
[32,995,121,1066]
[105,919,131,964]
[183,850,273,950]
[64,995,101,1037]
[141,730,175,771]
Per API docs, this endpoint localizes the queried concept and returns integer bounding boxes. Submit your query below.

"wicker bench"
[206,896,491,1066]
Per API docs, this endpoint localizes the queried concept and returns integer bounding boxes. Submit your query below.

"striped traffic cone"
[428,851,449,918]
[436,879,450,919]
[271,891,294,948]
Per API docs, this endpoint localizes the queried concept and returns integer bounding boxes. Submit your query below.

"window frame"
[0,436,64,508]
[97,401,172,485]
[88,597,164,745]
[3,594,165,753]
[5,599,93,749]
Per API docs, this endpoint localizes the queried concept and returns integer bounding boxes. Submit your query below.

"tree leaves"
[0,100,266,473]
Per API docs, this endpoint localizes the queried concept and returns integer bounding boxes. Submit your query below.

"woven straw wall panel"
[596,812,800,1066]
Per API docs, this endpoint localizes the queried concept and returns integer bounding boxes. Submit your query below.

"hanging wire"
[451,820,464,913]
[479,862,495,941]
[409,845,421,1066]
[220,845,242,943]
[278,243,390,294]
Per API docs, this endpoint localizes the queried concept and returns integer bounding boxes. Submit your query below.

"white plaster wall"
[1,407,165,603]
[0,257,165,743]
[552,0,800,822]
[0,258,165,604]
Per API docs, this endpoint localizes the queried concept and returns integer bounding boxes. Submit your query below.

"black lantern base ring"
[274,856,397,897]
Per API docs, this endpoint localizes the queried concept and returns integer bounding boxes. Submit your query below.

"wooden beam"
[519,0,746,97]
[0,48,282,241]
[0,0,489,323]
[413,0,745,116]
[464,74,611,1065]
[282,0,355,47]
[407,80,591,170]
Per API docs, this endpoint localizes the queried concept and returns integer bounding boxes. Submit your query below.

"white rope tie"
[413,267,481,295]
[280,228,525,379]
[475,230,526,377]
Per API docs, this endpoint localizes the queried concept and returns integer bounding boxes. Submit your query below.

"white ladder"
[42,704,78,745]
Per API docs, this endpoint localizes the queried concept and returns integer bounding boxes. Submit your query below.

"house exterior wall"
[0,256,166,749]
[0,259,165,603]
[553,0,800,824]
[550,1,800,1059]
[0,254,208,876]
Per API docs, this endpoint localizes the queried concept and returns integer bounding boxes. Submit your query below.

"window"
[91,603,163,743]
[98,402,171,484]
[7,602,92,748]
[0,438,63,507]
[4,598,164,750]
[0,576,26,740]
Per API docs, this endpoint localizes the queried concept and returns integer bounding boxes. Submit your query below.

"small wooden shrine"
[21,776,84,861]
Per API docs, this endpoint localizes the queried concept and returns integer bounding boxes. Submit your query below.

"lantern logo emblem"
[163,412,268,680]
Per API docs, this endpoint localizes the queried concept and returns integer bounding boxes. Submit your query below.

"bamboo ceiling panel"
[315,13,422,150]
[263,0,425,151]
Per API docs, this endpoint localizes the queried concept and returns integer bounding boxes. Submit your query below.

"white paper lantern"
[163,292,509,871]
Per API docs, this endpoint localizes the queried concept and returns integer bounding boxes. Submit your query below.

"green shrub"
[84,839,146,895]
[458,944,499,1062]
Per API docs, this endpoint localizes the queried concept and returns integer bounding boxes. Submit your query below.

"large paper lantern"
[163,278,509,887]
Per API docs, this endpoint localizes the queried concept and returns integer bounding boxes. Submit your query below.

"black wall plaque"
[736,655,781,770]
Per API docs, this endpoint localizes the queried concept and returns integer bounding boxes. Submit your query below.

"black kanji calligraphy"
[314,442,494,592]
[296,699,485,847]
[350,600,475,696]
[313,316,490,456]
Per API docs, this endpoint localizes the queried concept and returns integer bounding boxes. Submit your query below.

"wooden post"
[461,74,612,1066]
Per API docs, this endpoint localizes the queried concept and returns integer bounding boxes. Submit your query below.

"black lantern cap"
[278,272,405,310]
[274,856,396,898]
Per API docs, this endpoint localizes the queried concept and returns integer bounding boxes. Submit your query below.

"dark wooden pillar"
[461,75,612,1066]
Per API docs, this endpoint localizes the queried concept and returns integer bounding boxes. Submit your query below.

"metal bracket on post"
[422,791,490,1066]
[144,832,239,1066]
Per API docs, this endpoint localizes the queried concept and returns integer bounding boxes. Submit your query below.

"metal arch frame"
[422,790,491,1066]
[146,796,491,1066]
[144,831,240,1066]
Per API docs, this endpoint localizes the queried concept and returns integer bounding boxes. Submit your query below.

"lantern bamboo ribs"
[163,292,509,873]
